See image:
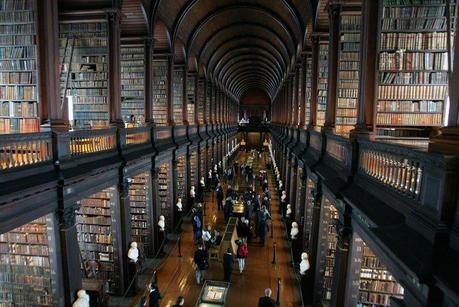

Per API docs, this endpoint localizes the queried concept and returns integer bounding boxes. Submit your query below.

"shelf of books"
[303,178,315,251]
[187,73,196,124]
[304,55,312,126]
[376,0,457,136]
[297,65,303,125]
[129,171,153,256]
[0,0,39,133]
[59,21,109,129]
[200,146,206,179]
[152,59,169,126]
[317,41,329,127]
[190,150,198,189]
[336,12,361,135]
[157,162,172,229]
[121,44,145,126]
[172,68,184,124]
[349,233,405,306]
[206,83,212,122]
[197,79,205,124]
[0,215,57,305]
[175,155,186,202]
[76,187,121,293]
[315,197,339,304]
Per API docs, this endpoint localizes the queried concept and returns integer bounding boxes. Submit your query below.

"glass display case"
[196,280,230,307]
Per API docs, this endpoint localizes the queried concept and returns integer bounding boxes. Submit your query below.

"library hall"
[0,0,458,306]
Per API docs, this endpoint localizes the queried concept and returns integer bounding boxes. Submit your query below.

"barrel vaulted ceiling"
[58,0,335,102]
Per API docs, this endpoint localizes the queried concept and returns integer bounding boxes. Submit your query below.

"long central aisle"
[155,151,301,306]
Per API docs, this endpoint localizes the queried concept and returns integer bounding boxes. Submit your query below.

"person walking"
[216,183,224,211]
[194,245,208,285]
[172,296,185,307]
[258,288,276,307]
[236,239,248,274]
[146,282,161,307]
[223,248,234,282]
[223,196,233,222]
[192,213,202,243]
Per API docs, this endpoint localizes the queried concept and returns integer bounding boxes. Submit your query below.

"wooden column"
[325,3,341,131]
[58,205,83,305]
[330,210,352,306]
[350,0,379,138]
[118,177,132,294]
[107,11,123,127]
[144,38,153,126]
[429,5,459,153]
[310,36,320,127]
[308,188,323,303]
[37,0,69,130]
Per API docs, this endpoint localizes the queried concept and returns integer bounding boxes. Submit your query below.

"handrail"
[69,128,117,156]
[125,127,151,146]
[357,139,443,201]
[0,132,52,170]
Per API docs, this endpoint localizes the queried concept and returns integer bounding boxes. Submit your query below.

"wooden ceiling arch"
[210,46,285,81]
[197,23,292,66]
[220,61,281,92]
[217,56,282,87]
[225,67,278,94]
[149,0,316,100]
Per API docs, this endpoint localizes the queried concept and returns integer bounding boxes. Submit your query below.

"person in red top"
[236,239,248,274]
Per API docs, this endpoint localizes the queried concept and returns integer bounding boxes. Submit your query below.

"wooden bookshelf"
[0,0,39,133]
[152,59,168,126]
[297,64,303,125]
[0,216,56,306]
[76,187,121,293]
[129,172,153,256]
[351,235,404,306]
[190,150,197,188]
[197,79,205,124]
[120,45,145,126]
[175,155,186,201]
[158,162,172,228]
[376,0,457,136]
[317,41,329,127]
[305,56,312,127]
[206,82,212,122]
[336,12,361,135]
[303,178,316,248]
[200,146,206,179]
[59,21,109,129]
[172,68,184,125]
[187,73,195,124]
[314,197,339,304]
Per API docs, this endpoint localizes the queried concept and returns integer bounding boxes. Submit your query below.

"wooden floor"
[155,152,301,307]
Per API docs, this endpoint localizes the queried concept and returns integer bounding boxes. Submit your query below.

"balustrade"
[125,127,151,145]
[359,140,424,200]
[0,132,52,170]
[69,128,117,157]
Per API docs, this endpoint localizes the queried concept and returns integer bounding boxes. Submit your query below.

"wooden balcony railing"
[0,132,52,170]
[125,127,151,145]
[358,140,424,200]
[69,128,117,157]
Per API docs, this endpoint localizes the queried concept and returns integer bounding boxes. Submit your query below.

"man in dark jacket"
[216,183,224,211]
[147,282,161,307]
[194,245,208,285]
[258,288,276,307]
[223,248,233,282]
